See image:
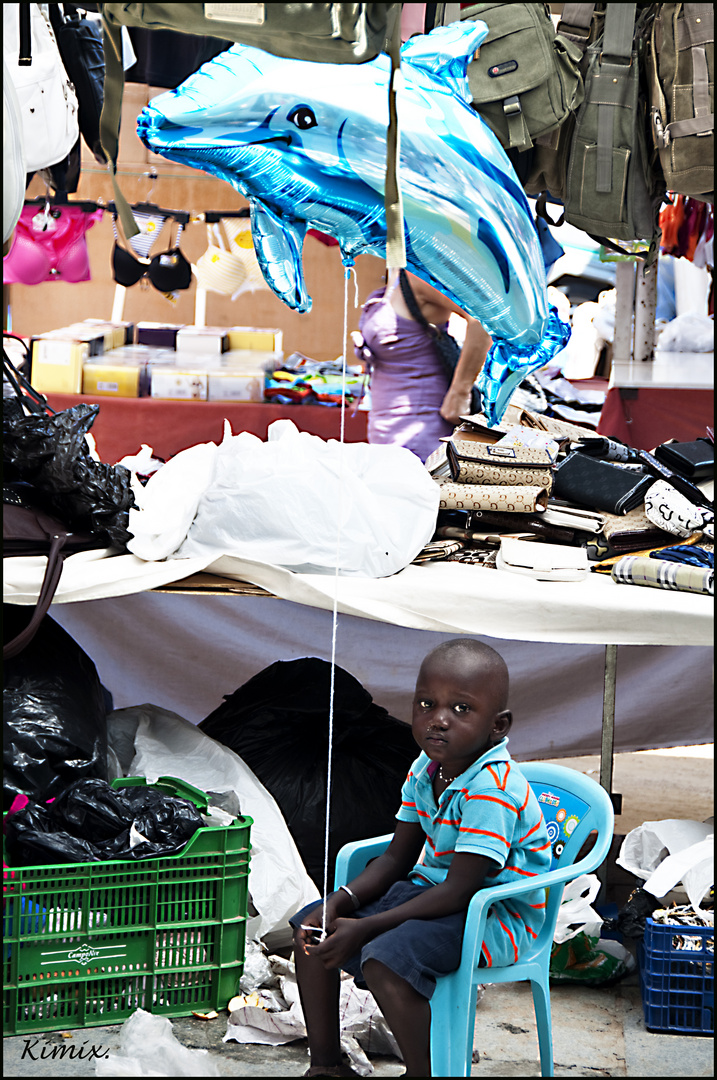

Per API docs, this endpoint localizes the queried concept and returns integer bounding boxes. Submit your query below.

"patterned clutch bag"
[447,437,554,490]
[436,480,550,513]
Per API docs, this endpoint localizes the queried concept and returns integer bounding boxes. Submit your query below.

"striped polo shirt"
[396,737,550,967]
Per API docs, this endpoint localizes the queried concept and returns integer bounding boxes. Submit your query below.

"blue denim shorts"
[289,880,468,1000]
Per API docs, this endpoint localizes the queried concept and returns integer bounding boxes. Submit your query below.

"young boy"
[290,638,550,1078]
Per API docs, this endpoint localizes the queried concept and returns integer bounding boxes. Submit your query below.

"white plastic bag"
[96,1009,220,1077]
[657,313,714,353]
[553,874,603,944]
[129,419,439,577]
[120,703,320,940]
[617,818,714,919]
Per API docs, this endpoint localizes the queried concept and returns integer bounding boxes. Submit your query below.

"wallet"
[653,438,715,480]
[553,452,654,515]
[436,480,550,513]
[447,435,554,489]
[496,536,589,582]
[599,506,673,553]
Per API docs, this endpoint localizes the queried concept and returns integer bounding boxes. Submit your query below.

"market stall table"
[4,551,713,822]
[44,393,369,464]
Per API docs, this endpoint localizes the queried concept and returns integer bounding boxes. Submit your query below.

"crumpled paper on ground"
[617,818,713,922]
[224,948,401,1076]
[96,1009,219,1076]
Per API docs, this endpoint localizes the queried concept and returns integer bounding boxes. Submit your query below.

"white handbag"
[3,3,79,173]
[3,55,25,246]
[496,536,589,582]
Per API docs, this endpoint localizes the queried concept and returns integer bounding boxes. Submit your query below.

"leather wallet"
[436,480,550,513]
[496,536,589,582]
[447,435,554,489]
[653,438,714,480]
[553,452,654,515]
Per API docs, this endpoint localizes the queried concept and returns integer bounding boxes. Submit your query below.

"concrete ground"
[4,746,713,1078]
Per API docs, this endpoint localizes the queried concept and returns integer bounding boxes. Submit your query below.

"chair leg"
[530,976,554,1078]
[429,976,476,1077]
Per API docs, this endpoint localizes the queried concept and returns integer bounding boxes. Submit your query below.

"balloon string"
[321,262,352,938]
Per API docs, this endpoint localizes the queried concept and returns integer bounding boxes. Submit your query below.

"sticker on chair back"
[537,788,589,865]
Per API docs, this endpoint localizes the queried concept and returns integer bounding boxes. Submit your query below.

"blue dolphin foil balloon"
[137,22,570,424]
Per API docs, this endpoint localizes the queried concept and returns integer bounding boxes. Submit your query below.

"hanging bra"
[3,204,103,285]
[111,215,192,292]
[194,217,268,299]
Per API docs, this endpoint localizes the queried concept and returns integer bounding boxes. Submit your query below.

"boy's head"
[412,639,512,775]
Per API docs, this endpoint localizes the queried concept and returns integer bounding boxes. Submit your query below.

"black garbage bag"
[4,778,204,866]
[199,657,418,889]
[3,402,135,547]
[602,886,661,941]
[3,609,109,811]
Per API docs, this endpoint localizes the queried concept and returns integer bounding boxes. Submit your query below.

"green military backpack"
[648,2,714,202]
[460,2,586,152]
[562,3,666,258]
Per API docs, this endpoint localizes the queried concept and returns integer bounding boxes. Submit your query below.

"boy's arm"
[311,851,499,968]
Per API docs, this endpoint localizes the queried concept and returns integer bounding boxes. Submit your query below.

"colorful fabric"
[396,738,550,967]
[611,556,714,595]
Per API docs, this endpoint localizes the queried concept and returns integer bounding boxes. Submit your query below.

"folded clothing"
[611,555,713,595]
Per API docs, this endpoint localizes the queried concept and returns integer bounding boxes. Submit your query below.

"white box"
[208,369,265,402]
[150,368,208,400]
[176,326,230,355]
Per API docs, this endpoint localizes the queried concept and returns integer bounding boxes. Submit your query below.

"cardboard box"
[82,362,141,398]
[83,319,135,348]
[30,338,87,394]
[176,326,230,355]
[228,326,283,352]
[207,369,265,402]
[150,367,208,400]
[221,349,284,370]
[136,322,185,349]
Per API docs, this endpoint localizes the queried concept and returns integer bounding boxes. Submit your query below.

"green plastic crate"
[3,776,252,1035]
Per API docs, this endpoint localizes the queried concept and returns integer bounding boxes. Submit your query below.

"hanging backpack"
[648,2,714,202]
[460,3,586,153]
[562,3,666,258]
[520,3,605,204]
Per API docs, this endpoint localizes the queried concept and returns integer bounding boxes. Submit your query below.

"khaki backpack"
[648,2,714,202]
[460,2,585,152]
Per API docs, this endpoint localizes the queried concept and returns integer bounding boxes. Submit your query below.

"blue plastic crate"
[639,917,714,1036]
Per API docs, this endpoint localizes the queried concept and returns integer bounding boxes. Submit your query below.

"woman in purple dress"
[353,269,492,463]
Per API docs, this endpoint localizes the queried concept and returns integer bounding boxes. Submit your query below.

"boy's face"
[411,652,512,776]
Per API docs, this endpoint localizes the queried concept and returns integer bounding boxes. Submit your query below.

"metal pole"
[612,260,636,364]
[633,259,658,362]
[597,644,620,900]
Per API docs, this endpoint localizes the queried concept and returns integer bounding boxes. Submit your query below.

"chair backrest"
[518,761,615,950]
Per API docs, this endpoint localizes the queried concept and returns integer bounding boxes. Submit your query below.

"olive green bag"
[563,3,666,256]
[648,2,714,202]
[460,2,585,152]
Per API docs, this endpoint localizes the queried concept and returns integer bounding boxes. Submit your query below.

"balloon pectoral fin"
[249,200,311,312]
[478,308,572,426]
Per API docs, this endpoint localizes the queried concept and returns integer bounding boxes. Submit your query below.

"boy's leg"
[292,929,345,1071]
[362,958,431,1078]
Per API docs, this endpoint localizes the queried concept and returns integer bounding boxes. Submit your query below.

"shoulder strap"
[398,270,432,332]
[3,534,66,660]
[557,3,597,49]
[594,3,636,194]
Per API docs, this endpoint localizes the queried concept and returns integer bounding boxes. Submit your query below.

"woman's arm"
[440,319,493,424]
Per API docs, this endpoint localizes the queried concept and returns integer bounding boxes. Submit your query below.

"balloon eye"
[288,106,317,130]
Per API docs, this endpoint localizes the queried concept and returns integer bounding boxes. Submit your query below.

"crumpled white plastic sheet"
[96,1009,220,1077]
[127,419,439,577]
[223,948,401,1077]
[553,874,603,943]
[617,818,714,922]
[119,703,320,940]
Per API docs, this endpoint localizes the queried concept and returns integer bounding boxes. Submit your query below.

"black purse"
[398,270,482,415]
[48,3,106,165]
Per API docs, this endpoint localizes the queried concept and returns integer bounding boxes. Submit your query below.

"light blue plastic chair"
[334,762,615,1078]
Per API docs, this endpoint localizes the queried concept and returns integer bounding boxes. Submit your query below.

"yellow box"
[30,338,88,394]
[228,326,283,352]
[82,363,141,398]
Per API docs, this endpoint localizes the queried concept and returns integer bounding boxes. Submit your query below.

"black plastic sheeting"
[3,609,109,811]
[3,402,135,547]
[199,657,418,889]
[4,778,204,866]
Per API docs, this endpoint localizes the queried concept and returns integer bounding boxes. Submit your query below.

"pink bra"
[3,204,103,285]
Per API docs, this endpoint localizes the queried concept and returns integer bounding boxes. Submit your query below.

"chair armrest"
[334,834,393,889]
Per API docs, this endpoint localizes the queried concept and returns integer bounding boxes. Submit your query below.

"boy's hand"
[296,891,355,955]
[306,917,371,969]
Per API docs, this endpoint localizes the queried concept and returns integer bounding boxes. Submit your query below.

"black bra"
[111,215,192,292]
